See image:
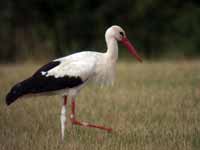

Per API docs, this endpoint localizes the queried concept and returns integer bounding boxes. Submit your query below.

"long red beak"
[120,37,142,62]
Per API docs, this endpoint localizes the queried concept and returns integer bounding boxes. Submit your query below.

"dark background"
[0,0,200,62]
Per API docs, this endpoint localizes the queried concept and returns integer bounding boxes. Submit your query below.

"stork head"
[105,25,142,62]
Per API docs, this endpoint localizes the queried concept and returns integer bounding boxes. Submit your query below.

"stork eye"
[119,32,124,37]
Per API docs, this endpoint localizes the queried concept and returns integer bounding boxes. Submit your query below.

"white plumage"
[52,51,116,84]
[6,25,142,140]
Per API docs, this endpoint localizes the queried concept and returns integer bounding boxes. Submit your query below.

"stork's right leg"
[60,96,68,140]
[70,97,112,132]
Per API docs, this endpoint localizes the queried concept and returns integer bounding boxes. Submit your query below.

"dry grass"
[0,61,200,150]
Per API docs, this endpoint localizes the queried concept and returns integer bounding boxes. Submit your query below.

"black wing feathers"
[6,61,84,105]
[29,61,84,92]
[33,61,60,76]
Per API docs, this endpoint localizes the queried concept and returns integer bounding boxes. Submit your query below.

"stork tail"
[6,79,31,105]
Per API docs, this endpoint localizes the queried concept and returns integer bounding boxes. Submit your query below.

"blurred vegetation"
[0,0,200,62]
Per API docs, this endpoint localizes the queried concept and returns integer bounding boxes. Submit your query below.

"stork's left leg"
[60,96,68,140]
[70,97,112,132]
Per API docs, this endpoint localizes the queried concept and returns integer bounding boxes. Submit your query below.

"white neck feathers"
[105,37,118,62]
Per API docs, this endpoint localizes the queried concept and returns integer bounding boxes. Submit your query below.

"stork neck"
[105,38,118,62]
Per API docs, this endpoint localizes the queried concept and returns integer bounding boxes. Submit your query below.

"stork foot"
[70,98,112,132]
[70,117,112,132]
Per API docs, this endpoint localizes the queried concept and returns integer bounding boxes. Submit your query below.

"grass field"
[1,61,200,150]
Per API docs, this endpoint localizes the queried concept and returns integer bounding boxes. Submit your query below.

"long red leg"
[64,96,67,105]
[61,96,68,140]
[70,98,112,132]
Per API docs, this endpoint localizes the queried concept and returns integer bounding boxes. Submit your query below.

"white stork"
[6,25,142,139]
